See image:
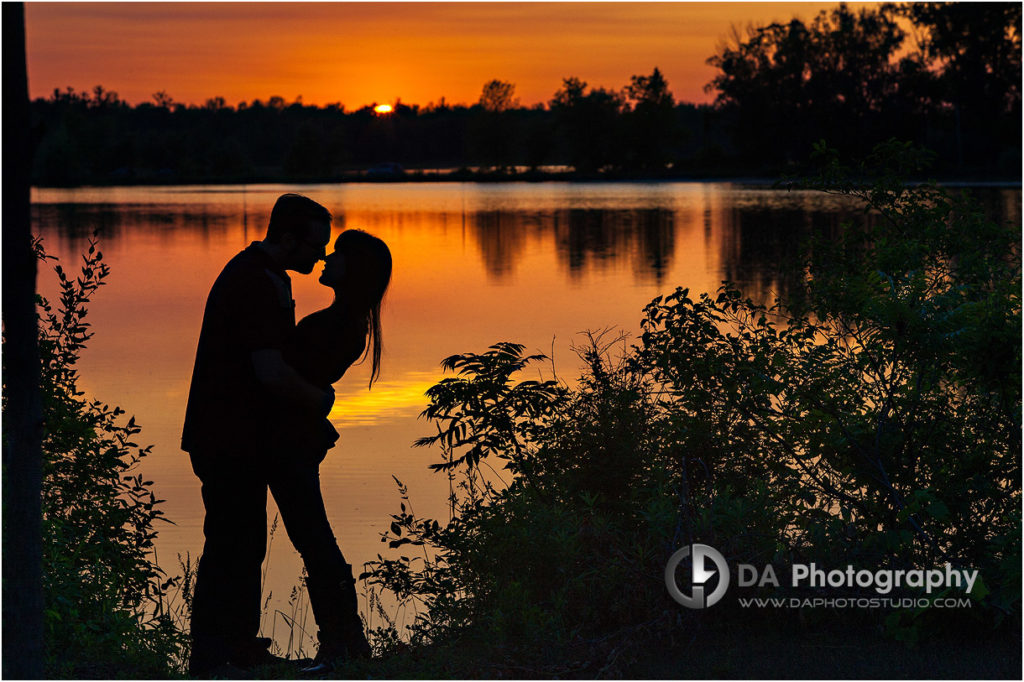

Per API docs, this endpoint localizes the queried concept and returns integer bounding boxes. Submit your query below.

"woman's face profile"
[319,249,347,288]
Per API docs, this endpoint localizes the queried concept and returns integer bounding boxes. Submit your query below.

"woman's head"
[320,229,392,386]
[320,230,392,298]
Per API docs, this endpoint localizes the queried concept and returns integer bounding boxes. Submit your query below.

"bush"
[362,145,1020,668]
[4,239,189,677]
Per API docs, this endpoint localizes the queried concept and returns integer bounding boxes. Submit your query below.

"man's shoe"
[299,658,336,676]
[299,640,346,675]
[228,638,297,670]
[189,660,248,679]
[189,644,245,679]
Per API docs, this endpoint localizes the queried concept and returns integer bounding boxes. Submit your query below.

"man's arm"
[252,349,334,416]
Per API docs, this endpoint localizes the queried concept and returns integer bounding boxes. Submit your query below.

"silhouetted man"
[182,194,333,676]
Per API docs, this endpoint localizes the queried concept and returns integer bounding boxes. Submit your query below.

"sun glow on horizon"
[374,103,393,114]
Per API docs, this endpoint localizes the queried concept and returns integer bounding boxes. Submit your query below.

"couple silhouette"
[181,194,392,676]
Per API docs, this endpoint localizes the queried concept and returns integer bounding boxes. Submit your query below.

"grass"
[234,614,1022,679]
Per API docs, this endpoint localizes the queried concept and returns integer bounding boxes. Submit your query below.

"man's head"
[265,194,332,274]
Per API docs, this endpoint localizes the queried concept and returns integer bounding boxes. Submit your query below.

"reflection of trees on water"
[469,210,542,280]
[470,207,676,286]
[33,188,1020,299]
[966,187,1022,231]
[718,205,856,304]
[555,208,676,287]
[39,201,680,286]
[32,204,237,249]
[718,188,1022,305]
[632,209,675,286]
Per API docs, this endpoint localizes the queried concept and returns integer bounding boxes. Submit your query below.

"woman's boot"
[301,565,371,674]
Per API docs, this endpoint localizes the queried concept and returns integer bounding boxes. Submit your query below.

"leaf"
[969,575,989,601]
[927,497,950,523]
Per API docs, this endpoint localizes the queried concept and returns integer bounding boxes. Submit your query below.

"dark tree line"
[707,2,1021,174]
[28,2,1021,185]
[29,68,712,185]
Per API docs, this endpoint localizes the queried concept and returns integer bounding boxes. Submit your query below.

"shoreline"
[30,171,1024,191]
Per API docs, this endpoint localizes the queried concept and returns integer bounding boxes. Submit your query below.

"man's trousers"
[188,451,349,665]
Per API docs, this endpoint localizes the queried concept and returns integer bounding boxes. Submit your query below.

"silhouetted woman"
[276,229,392,673]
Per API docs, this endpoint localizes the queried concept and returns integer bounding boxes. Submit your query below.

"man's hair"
[265,194,332,243]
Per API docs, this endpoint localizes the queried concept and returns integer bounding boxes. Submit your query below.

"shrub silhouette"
[2,239,189,676]
[361,145,1020,669]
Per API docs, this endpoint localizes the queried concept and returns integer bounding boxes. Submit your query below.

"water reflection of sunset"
[328,372,440,426]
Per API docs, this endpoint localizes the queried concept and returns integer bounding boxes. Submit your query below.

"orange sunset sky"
[25,2,877,109]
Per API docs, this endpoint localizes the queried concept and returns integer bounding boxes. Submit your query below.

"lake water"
[31,181,1020,651]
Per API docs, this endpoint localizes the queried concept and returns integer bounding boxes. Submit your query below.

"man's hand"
[252,348,330,416]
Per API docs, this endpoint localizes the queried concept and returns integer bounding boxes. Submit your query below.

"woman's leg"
[269,461,371,663]
[269,461,347,578]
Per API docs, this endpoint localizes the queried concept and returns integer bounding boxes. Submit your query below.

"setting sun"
[374,103,393,114]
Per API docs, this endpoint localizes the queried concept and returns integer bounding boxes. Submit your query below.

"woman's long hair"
[334,230,392,387]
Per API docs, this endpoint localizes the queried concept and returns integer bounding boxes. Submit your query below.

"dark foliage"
[2,240,189,677]
[360,145,1020,672]
[706,2,1021,175]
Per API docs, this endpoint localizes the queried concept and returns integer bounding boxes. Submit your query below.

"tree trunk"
[2,2,45,678]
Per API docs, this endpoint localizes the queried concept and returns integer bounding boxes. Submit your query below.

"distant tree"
[706,2,1022,173]
[90,85,122,108]
[706,4,908,163]
[522,109,555,171]
[479,79,519,113]
[551,76,587,109]
[550,77,625,172]
[393,97,418,116]
[285,120,330,178]
[902,2,1021,115]
[471,80,521,170]
[897,2,1022,168]
[203,96,227,111]
[151,90,174,109]
[624,67,679,170]
[626,67,673,110]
